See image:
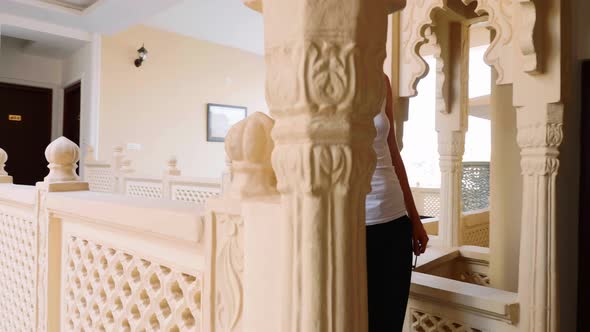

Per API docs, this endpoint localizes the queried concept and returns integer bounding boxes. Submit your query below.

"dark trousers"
[366,216,413,332]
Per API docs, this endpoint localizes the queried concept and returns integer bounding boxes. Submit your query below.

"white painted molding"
[0,13,91,42]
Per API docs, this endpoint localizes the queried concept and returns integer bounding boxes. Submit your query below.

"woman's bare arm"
[383,74,429,255]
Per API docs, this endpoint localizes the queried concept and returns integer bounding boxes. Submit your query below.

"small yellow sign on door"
[8,115,22,122]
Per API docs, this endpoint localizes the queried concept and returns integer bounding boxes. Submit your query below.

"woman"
[366,74,429,331]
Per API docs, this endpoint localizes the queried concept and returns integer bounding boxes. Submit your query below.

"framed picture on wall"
[206,103,247,142]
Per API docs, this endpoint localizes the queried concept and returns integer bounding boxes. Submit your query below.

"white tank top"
[365,101,406,225]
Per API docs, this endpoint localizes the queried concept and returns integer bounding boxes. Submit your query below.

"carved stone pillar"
[437,131,465,247]
[435,21,468,248]
[516,107,563,332]
[243,0,405,331]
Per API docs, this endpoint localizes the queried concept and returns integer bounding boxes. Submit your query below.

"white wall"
[0,35,64,139]
[99,25,267,179]
[61,35,102,166]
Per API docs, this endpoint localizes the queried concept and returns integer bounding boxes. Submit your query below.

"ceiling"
[0,0,264,57]
[1,26,87,59]
[145,0,264,55]
[40,0,99,11]
[0,0,184,34]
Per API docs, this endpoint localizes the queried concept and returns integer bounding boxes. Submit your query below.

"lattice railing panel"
[462,163,490,212]
[422,193,441,218]
[64,237,202,331]
[410,309,484,332]
[126,181,163,199]
[86,167,115,193]
[172,185,219,204]
[0,210,37,332]
[462,223,490,247]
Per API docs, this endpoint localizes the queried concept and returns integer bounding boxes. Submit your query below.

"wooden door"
[0,82,52,185]
[579,60,589,332]
[63,82,81,145]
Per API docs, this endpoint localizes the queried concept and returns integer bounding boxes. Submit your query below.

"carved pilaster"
[438,131,465,247]
[259,1,403,331]
[516,115,563,332]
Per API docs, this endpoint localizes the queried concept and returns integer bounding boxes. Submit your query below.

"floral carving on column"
[306,42,356,107]
[215,213,244,332]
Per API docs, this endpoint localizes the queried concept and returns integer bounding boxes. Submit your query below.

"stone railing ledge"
[0,183,36,206]
[45,190,205,248]
[410,272,519,324]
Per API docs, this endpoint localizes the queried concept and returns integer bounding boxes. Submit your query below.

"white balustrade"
[82,147,222,203]
[0,137,237,331]
[418,209,490,248]
[406,247,518,332]
[412,187,442,218]
[0,184,37,331]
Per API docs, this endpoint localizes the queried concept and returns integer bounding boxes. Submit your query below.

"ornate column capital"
[517,123,563,176]
[438,131,466,157]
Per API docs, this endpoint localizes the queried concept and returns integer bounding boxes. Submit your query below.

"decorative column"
[244,0,405,331]
[437,131,465,247]
[516,105,563,332]
[435,21,469,247]
[0,148,12,183]
[36,137,88,332]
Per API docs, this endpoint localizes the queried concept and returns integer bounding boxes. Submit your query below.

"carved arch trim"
[399,0,538,97]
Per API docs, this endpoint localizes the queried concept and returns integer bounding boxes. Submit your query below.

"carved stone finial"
[225,112,277,198]
[0,147,12,183]
[0,147,8,176]
[44,136,80,183]
[120,159,134,174]
[165,156,181,176]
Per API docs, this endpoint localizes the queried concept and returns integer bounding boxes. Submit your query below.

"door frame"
[63,79,82,145]
[0,77,62,140]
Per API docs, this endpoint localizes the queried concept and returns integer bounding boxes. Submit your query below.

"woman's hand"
[411,216,429,256]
